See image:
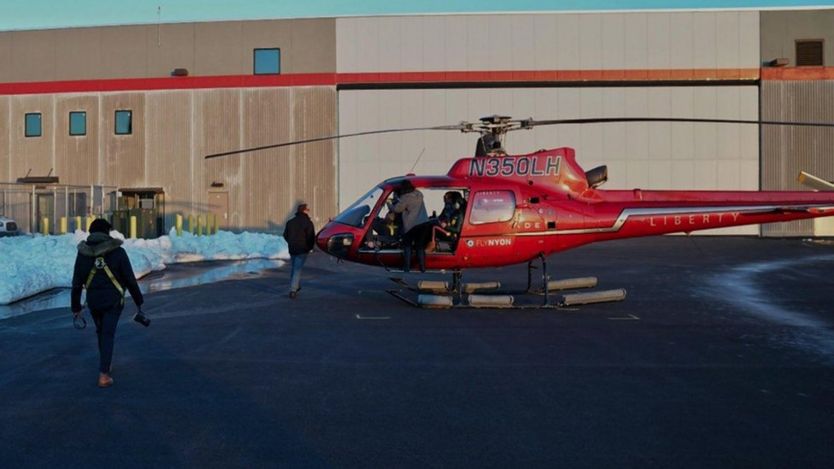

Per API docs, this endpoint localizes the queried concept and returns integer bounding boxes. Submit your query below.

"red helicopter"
[207,115,834,308]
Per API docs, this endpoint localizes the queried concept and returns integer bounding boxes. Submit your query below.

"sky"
[1,0,834,31]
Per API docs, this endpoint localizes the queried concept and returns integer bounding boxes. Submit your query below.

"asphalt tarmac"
[1,237,833,468]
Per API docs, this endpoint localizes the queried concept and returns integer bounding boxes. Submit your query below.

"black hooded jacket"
[283,212,316,256]
[71,233,144,312]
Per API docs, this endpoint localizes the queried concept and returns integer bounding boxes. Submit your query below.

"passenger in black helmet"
[71,219,144,388]
[436,191,466,249]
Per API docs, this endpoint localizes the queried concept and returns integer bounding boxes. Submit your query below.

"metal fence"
[0,182,118,234]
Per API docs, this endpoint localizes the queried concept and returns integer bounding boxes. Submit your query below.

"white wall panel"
[466,16,492,71]
[533,15,558,70]
[579,14,603,70]
[646,14,671,70]
[338,86,759,234]
[692,13,718,69]
[402,18,424,72]
[601,14,626,70]
[738,11,760,68]
[378,19,403,72]
[556,15,581,69]
[443,16,468,71]
[337,11,759,73]
[716,13,741,68]
[669,14,694,69]
[623,13,649,70]
[423,16,446,71]
[510,15,536,70]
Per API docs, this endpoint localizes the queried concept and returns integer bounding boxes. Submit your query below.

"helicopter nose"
[316,223,357,258]
[316,229,330,252]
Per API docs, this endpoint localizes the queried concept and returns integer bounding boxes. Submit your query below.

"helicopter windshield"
[333,186,384,227]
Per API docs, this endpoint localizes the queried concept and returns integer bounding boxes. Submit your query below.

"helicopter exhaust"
[558,289,627,307]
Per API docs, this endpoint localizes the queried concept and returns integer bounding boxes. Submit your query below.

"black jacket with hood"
[71,233,144,313]
[283,212,316,256]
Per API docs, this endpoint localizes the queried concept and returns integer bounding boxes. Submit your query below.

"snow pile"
[0,229,289,305]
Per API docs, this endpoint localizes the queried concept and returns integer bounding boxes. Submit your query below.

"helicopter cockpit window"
[469,190,516,225]
[334,187,383,227]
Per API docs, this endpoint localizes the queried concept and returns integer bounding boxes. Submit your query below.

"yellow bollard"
[42,218,50,235]
[75,216,82,232]
[197,215,205,236]
[129,215,137,239]
[59,217,68,234]
[175,214,183,236]
[208,214,216,235]
[188,215,196,234]
[86,215,95,231]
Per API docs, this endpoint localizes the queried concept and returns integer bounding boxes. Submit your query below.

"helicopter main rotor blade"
[204,124,465,159]
[523,117,834,128]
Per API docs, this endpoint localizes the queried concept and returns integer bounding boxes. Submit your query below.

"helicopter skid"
[386,276,627,309]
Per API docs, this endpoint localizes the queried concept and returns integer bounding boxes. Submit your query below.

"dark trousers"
[402,222,434,272]
[90,305,122,374]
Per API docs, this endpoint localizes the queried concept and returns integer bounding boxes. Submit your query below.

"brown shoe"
[98,373,114,388]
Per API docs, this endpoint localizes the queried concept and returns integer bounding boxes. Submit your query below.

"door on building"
[208,192,229,229]
[36,193,55,234]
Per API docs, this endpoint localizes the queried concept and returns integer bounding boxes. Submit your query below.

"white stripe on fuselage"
[513,204,834,236]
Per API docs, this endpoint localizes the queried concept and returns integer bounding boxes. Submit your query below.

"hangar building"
[0,8,832,236]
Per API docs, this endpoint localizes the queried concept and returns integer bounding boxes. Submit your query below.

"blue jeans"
[289,253,308,292]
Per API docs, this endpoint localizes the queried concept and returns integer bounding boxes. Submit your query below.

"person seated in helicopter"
[433,191,466,251]
[369,211,402,248]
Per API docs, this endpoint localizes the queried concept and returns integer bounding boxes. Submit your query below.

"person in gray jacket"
[390,180,428,272]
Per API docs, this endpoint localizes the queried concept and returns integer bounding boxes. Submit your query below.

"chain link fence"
[0,182,118,234]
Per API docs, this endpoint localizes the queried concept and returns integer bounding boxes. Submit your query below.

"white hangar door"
[337,87,760,235]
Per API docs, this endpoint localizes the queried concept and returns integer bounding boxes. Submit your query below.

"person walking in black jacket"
[71,219,144,388]
[283,203,316,299]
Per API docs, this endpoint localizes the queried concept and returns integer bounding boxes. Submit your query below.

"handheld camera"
[133,307,151,327]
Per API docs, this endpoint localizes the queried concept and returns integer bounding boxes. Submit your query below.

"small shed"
[115,187,166,238]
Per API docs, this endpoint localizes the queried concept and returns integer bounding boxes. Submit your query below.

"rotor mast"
[464,115,533,157]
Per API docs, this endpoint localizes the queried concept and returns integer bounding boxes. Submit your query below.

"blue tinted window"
[115,110,132,135]
[254,48,281,75]
[69,111,86,136]
[25,113,42,137]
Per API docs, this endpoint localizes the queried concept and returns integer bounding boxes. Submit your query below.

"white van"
[0,216,19,236]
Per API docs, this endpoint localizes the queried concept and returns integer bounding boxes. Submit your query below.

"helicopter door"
[460,190,517,257]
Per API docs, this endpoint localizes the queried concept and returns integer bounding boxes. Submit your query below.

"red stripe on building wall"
[761,67,834,80]
[0,74,339,95]
[0,68,765,96]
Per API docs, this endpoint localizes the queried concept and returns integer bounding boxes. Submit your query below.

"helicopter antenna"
[409,148,426,174]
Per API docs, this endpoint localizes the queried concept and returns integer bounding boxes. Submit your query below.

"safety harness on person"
[84,257,125,305]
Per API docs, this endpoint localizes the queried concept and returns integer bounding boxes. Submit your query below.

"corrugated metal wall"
[0,87,337,232]
[339,86,760,235]
[761,80,834,236]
